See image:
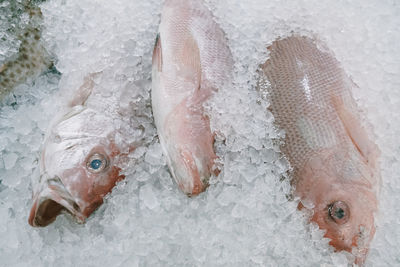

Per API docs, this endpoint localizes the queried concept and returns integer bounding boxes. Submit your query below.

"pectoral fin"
[179,33,202,88]
[332,95,380,169]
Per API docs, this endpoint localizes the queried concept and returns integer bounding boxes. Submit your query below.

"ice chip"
[239,163,258,182]
[3,152,18,170]
[140,184,159,210]
[0,0,398,265]
[144,143,164,166]
[217,186,238,206]
[231,203,246,218]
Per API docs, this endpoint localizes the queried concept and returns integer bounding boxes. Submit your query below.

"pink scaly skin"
[259,36,381,264]
[152,0,232,195]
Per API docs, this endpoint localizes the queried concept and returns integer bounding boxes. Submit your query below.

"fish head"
[160,127,216,197]
[296,149,378,262]
[29,106,124,227]
[158,101,218,196]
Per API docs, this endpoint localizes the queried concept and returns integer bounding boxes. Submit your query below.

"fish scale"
[261,36,362,177]
[259,35,380,264]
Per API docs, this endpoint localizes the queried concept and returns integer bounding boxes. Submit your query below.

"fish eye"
[86,153,108,173]
[328,201,350,224]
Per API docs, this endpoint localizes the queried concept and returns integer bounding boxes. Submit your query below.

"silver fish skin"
[258,35,381,264]
[29,73,141,227]
[152,0,233,196]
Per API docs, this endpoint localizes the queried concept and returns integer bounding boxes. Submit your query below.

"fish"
[152,0,232,195]
[258,36,381,263]
[28,73,139,227]
[0,2,53,99]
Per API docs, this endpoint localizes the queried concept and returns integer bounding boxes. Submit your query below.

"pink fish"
[29,74,136,227]
[258,36,380,263]
[152,0,232,195]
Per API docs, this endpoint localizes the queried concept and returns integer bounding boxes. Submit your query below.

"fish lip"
[159,134,212,196]
[177,178,208,197]
[28,175,85,227]
[172,150,210,196]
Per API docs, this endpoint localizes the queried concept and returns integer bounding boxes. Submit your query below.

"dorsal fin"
[69,72,101,107]
[152,33,163,72]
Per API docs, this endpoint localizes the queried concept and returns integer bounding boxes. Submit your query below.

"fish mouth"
[170,148,210,196]
[29,175,84,227]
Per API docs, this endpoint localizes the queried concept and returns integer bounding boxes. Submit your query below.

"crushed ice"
[0,0,399,266]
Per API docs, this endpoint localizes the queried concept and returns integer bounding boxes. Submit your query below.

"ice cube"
[3,153,18,170]
[144,143,164,166]
[140,184,159,210]
[0,0,397,265]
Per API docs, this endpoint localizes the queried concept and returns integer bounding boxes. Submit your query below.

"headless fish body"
[29,73,138,227]
[258,36,380,263]
[0,4,52,98]
[152,0,232,195]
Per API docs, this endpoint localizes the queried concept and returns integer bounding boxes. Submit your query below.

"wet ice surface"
[0,0,399,266]
[0,0,26,62]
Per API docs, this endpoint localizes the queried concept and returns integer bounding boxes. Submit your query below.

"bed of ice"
[0,0,25,62]
[0,0,399,266]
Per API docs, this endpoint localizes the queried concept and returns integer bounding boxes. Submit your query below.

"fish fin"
[69,72,100,107]
[332,95,380,169]
[152,33,163,72]
[180,33,202,89]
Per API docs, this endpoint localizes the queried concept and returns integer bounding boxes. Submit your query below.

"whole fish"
[0,2,53,98]
[152,0,232,195]
[29,73,139,227]
[258,36,380,263]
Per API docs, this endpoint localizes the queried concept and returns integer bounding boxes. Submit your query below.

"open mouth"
[29,175,84,227]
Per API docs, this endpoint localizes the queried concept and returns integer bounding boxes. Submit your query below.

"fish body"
[0,3,52,98]
[152,0,232,195]
[258,36,380,263]
[29,73,138,227]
